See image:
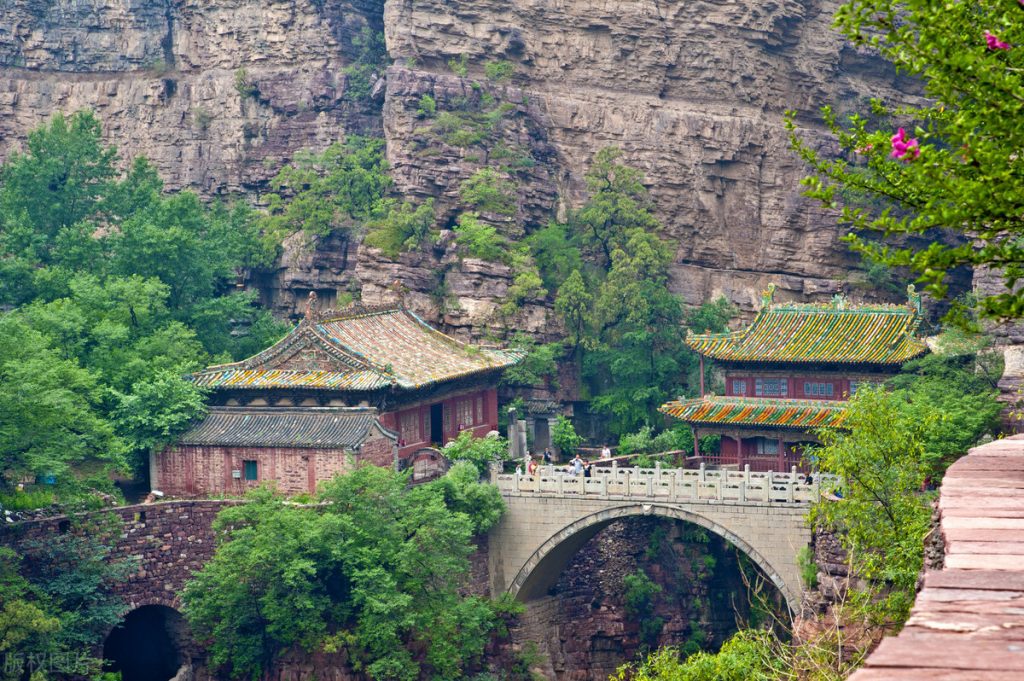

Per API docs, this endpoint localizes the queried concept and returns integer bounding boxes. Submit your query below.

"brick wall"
[157,446,356,497]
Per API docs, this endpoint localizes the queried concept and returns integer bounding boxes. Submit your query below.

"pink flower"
[985,30,1011,50]
[890,128,920,161]
[856,143,874,154]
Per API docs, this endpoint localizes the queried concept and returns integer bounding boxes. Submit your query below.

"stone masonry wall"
[2,500,239,609]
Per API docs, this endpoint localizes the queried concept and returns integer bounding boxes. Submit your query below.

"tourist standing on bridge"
[571,454,584,476]
[527,458,538,476]
[543,447,552,464]
[600,444,611,459]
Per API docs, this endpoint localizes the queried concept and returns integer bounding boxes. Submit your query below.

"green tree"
[0,111,118,255]
[809,386,938,622]
[260,137,391,241]
[0,112,285,484]
[182,466,509,680]
[586,231,686,434]
[363,198,437,258]
[0,316,125,490]
[573,147,659,272]
[554,269,592,351]
[6,515,136,679]
[786,0,1024,318]
[551,415,583,457]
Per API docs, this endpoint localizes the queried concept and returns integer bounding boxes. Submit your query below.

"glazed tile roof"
[191,303,523,392]
[686,284,927,366]
[315,307,523,389]
[191,368,392,391]
[659,396,848,429]
[177,407,391,448]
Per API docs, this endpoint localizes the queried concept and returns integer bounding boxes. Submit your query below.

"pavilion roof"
[659,396,848,429]
[177,406,392,449]
[686,284,927,366]
[191,300,523,392]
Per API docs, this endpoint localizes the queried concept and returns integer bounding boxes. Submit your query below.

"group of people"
[515,448,595,478]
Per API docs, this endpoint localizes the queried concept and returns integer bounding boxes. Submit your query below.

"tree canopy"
[0,111,288,488]
[787,0,1024,319]
[182,464,511,681]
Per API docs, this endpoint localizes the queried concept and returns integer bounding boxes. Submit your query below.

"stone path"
[849,434,1024,680]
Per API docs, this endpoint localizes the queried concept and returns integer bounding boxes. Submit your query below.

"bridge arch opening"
[511,504,794,611]
[103,604,193,681]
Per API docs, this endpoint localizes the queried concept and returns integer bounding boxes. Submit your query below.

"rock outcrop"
[0,0,382,195]
[0,0,921,328]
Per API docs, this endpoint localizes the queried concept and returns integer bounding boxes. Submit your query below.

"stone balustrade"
[494,462,838,505]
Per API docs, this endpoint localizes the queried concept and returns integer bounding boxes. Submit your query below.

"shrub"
[797,545,818,589]
[448,54,469,77]
[551,415,583,457]
[233,68,258,99]
[416,94,437,118]
[459,167,516,215]
[453,213,507,261]
[484,60,515,82]
[363,199,436,258]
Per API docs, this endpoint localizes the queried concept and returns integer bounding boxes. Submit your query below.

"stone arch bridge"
[3,465,825,618]
[487,464,828,612]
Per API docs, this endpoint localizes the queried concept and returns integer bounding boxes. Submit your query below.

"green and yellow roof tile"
[659,396,848,429]
[191,304,523,392]
[687,284,927,365]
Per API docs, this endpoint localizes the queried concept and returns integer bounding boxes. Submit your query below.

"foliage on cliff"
[0,111,288,487]
[182,463,513,681]
[787,0,1024,319]
[528,148,735,436]
[1,514,134,681]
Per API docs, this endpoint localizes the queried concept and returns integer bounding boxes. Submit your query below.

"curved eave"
[659,397,849,430]
[688,345,928,366]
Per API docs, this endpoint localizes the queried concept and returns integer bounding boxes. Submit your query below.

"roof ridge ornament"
[761,283,777,308]
[907,284,922,314]
[304,291,319,323]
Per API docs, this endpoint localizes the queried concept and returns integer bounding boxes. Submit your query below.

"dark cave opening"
[103,605,187,681]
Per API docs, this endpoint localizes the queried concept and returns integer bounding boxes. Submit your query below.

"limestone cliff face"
[0,0,382,194]
[0,0,911,327]
[381,0,914,314]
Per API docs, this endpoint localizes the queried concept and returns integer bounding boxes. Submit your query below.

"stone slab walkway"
[849,434,1024,680]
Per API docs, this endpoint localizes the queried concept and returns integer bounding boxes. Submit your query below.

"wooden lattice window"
[755,378,788,397]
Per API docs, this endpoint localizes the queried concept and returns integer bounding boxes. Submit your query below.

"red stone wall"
[157,446,353,497]
[358,434,395,468]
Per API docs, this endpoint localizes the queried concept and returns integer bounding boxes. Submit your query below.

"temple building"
[660,285,927,472]
[152,295,523,496]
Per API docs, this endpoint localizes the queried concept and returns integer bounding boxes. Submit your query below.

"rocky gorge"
[0,2,1014,679]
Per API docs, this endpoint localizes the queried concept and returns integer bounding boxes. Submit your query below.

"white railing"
[493,462,838,505]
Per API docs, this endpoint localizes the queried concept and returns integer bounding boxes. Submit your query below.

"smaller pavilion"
[660,285,927,471]
[153,294,523,496]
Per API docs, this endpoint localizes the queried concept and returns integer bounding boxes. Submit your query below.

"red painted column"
[777,437,785,472]
[736,434,744,470]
